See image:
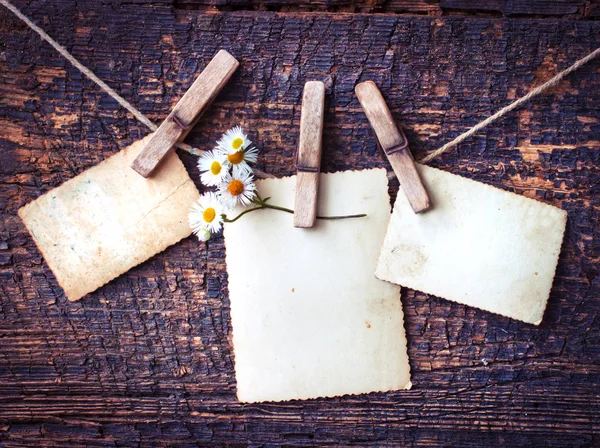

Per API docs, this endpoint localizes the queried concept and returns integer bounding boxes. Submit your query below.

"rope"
[0,0,156,130]
[2,0,599,169]
[420,47,600,163]
[0,0,209,160]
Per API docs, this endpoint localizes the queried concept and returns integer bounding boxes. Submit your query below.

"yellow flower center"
[210,161,222,175]
[232,137,244,150]
[227,150,244,165]
[203,207,216,223]
[227,179,244,196]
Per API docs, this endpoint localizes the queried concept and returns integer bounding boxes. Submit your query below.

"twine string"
[0,0,208,160]
[2,0,599,168]
[420,46,600,163]
[0,0,156,131]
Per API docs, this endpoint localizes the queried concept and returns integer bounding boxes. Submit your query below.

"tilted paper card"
[18,136,200,301]
[376,164,567,325]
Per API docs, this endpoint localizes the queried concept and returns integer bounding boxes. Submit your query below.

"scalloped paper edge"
[376,163,567,325]
[18,135,199,301]
[225,168,412,403]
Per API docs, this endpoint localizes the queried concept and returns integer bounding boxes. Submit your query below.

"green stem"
[223,199,366,223]
[262,203,294,214]
[222,205,266,223]
[317,213,366,220]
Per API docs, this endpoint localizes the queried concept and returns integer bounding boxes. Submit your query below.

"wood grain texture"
[294,81,324,228]
[175,0,600,17]
[356,81,430,213]
[0,1,599,446]
[131,49,239,177]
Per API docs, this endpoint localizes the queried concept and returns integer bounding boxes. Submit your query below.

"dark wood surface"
[1,1,599,446]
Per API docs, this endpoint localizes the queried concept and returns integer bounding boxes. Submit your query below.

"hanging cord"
[0,0,155,130]
[420,47,600,163]
[2,0,599,168]
[0,0,272,174]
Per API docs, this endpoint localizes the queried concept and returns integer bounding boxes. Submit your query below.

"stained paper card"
[224,169,411,403]
[376,164,567,325]
[18,136,199,301]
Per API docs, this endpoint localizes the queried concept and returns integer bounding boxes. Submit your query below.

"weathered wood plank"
[0,1,599,446]
[175,0,600,18]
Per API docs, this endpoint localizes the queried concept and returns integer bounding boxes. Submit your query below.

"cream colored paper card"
[18,136,199,301]
[376,164,567,325]
[224,169,411,403]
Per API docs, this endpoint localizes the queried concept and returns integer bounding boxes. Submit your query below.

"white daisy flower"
[219,145,259,177]
[217,126,252,155]
[188,192,226,236]
[197,149,228,187]
[219,171,257,207]
[196,228,211,242]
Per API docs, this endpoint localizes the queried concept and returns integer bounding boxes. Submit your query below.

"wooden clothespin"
[131,50,239,177]
[294,81,325,228]
[355,81,431,213]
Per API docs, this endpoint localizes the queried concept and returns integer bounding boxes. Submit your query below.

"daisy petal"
[217,126,252,155]
[188,192,226,234]
[197,150,229,187]
[219,171,257,207]
[219,145,259,177]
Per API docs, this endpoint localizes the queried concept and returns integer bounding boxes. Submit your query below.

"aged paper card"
[18,136,199,301]
[224,169,411,403]
[376,164,567,325]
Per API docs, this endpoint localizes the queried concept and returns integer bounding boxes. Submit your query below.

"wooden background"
[1,0,599,446]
